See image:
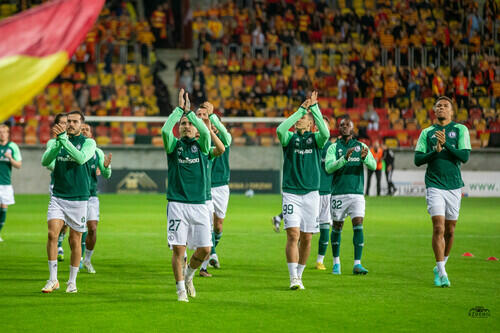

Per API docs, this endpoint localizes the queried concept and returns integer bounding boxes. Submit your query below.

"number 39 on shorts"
[331,199,342,210]
[168,219,181,232]
[283,204,293,215]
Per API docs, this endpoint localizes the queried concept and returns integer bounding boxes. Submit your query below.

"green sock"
[331,229,341,258]
[214,231,222,248]
[353,225,364,261]
[318,223,330,256]
[81,231,88,259]
[210,232,216,255]
[57,231,66,248]
[0,208,6,233]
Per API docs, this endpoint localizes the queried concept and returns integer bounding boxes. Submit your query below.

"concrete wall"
[11,145,500,194]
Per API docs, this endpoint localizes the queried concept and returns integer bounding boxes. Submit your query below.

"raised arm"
[209,114,232,146]
[443,125,471,163]
[186,111,211,154]
[325,142,347,173]
[161,107,183,154]
[361,143,377,170]
[276,106,308,146]
[41,138,62,167]
[414,129,437,166]
[96,148,112,179]
[310,105,329,148]
[57,133,96,165]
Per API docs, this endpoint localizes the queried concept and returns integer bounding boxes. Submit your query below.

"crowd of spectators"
[176,0,500,147]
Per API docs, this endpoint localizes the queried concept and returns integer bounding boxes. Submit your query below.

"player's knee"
[198,247,210,258]
[47,230,58,242]
[433,225,445,236]
[333,222,343,231]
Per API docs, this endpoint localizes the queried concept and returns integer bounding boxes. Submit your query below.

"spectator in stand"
[492,75,500,108]
[151,4,166,48]
[138,24,156,64]
[363,105,379,131]
[432,69,446,98]
[384,74,399,108]
[382,144,396,196]
[345,66,358,108]
[366,141,384,196]
[252,23,265,51]
[175,53,195,89]
[454,70,469,109]
[191,81,206,108]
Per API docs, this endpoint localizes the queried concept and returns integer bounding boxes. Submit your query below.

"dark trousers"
[366,169,382,196]
[385,167,396,195]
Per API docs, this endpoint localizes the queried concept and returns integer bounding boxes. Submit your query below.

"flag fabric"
[0,0,104,121]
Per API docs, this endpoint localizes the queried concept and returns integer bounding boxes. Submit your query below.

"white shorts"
[47,196,88,233]
[206,200,214,228]
[167,201,212,250]
[49,184,53,197]
[282,191,320,233]
[0,185,15,205]
[318,194,332,224]
[211,185,230,219]
[87,196,100,222]
[426,187,462,220]
[330,194,365,222]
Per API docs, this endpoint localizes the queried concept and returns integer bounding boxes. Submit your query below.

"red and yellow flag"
[0,0,104,121]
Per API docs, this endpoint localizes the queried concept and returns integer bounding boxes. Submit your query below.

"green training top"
[325,137,377,195]
[163,107,211,204]
[45,138,56,185]
[0,141,22,185]
[319,140,333,195]
[277,104,329,194]
[210,114,231,187]
[89,147,112,197]
[41,132,96,201]
[414,122,471,190]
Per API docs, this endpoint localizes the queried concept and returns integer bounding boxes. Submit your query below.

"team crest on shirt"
[306,137,313,145]
[448,131,456,138]
[76,144,81,150]
[295,138,300,147]
[191,145,198,153]
[355,145,361,152]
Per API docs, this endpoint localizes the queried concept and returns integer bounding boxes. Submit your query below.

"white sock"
[201,260,209,270]
[333,257,340,265]
[84,249,94,262]
[297,264,306,279]
[316,255,325,264]
[48,260,58,281]
[185,264,197,281]
[354,260,361,266]
[184,250,187,260]
[68,265,79,284]
[287,262,298,279]
[275,215,282,222]
[444,256,449,264]
[176,280,186,292]
[436,261,447,277]
[57,247,63,252]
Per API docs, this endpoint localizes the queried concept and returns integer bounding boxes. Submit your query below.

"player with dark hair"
[414,96,470,287]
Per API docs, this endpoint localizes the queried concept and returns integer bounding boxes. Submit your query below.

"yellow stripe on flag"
[0,52,68,121]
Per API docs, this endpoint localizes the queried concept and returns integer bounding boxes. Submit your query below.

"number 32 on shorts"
[168,219,181,232]
[331,200,342,210]
[283,204,293,215]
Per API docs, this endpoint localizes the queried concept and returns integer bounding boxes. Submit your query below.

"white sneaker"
[66,282,77,293]
[0,236,3,242]
[185,278,196,298]
[177,290,189,302]
[209,254,220,269]
[41,280,59,293]
[290,277,300,290]
[298,279,305,290]
[83,260,96,274]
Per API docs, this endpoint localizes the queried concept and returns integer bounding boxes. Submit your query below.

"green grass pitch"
[0,194,498,332]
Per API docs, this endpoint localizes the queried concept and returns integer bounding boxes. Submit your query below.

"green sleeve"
[47,160,55,172]
[443,142,470,163]
[276,106,307,146]
[310,104,329,148]
[41,138,62,167]
[457,124,472,150]
[186,111,210,154]
[96,147,112,179]
[57,133,96,165]
[161,107,183,154]
[415,129,429,153]
[414,151,438,166]
[209,114,232,146]
[8,142,22,161]
[361,143,377,170]
[325,142,347,173]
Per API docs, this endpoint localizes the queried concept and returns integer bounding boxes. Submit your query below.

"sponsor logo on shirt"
[178,157,200,164]
[348,157,361,162]
[57,156,76,162]
[294,149,313,155]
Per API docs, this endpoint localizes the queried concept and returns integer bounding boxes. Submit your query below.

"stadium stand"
[4,0,500,148]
